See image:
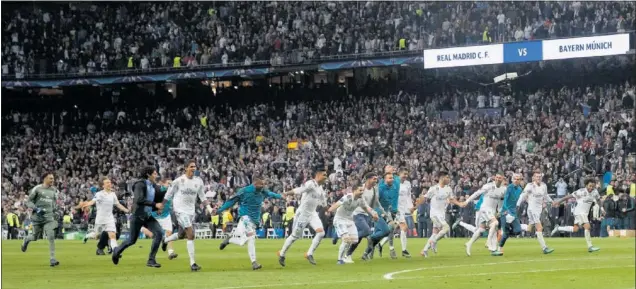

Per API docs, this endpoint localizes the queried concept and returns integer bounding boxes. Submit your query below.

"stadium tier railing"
[2,30,633,81]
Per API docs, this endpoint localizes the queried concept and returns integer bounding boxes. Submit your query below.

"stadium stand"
[2,1,635,77]
[1,2,635,241]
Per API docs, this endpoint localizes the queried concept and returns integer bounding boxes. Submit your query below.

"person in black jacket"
[601,194,618,237]
[112,166,165,268]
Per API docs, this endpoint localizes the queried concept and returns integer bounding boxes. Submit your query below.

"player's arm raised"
[543,187,555,207]
[113,195,129,213]
[326,198,342,214]
[162,180,178,205]
[76,199,96,209]
[283,181,314,196]
[462,186,485,207]
[266,189,284,200]
[449,196,462,206]
[552,192,575,207]
[516,185,530,207]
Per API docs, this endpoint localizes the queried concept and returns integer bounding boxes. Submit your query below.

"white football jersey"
[353,187,379,216]
[294,180,327,217]
[476,182,506,212]
[398,180,413,212]
[334,193,369,221]
[519,182,553,212]
[572,188,600,215]
[165,175,206,215]
[93,190,118,224]
[425,184,454,217]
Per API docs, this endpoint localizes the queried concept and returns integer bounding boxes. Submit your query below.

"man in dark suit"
[112,166,165,268]
[417,193,431,238]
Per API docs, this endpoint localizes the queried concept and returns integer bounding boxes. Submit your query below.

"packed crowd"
[2,1,635,77]
[2,59,636,239]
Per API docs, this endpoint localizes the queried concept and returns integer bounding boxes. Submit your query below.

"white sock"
[338,242,349,260]
[307,231,324,256]
[186,240,196,265]
[584,229,593,248]
[168,248,175,255]
[165,233,179,243]
[435,226,449,242]
[109,239,118,249]
[423,233,437,251]
[400,230,408,251]
[279,236,297,257]
[459,222,476,233]
[558,226,574,233]
[487,223,498,251]
[521,224,529,231]
[247,237,256,262]
[536,232,547,249]
[86,232,96,239]
[467,227,484,247]
[379,236,389,247]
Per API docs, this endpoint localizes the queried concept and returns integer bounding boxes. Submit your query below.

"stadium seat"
[266,228,278,239]
[302,228,313,239]
[215,229,225,239]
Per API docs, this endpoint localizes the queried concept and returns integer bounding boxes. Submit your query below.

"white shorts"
[527,209,542,225]
[396,209,410,223]
[157,217,173,232]
[334,218,357,239]
[431,214,447,229]
[175,212,194,229]
[233,215,257,237]
[94,222,116,234]
[478,210,497,225]
[291,212,323,238]
[574,214,590,226]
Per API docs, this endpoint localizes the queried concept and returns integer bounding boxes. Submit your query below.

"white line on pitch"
[212,256,633,289]
[383,256,634,280]
[396,265,634,281]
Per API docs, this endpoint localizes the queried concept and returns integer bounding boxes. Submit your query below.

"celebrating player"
[112,166,165,268]
[362,168,399,260]
[77,177,129,255]
[162,160,208,271]
[21,173,61,267]
[140,179,176,259]
[417,171,461,257]
[277,165,328,266]
[461,173,506,256]
[218,177,283,270]
[453,194,484,236]
[344,172,384,262]
[328,185,379,264]
[498,173,523,253]
[396,169,413,257]
[516,172,555,254]
[551,178,602,252]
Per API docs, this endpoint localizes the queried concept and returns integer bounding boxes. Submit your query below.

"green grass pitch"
[2,238,634,289]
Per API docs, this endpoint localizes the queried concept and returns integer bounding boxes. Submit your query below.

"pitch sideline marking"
[395,265,635,281]
[383,255,634,280]
[212,256,633,289]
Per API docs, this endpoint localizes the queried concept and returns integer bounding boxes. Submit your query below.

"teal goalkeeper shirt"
[378,175,400,213]
[218,185,282,225]
[501,184,523,217]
